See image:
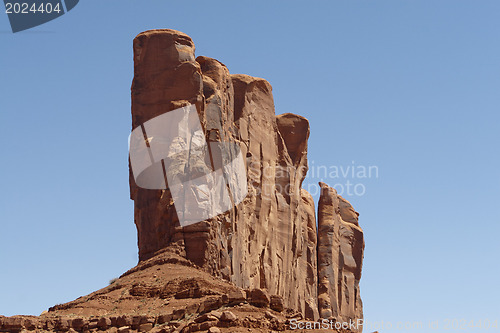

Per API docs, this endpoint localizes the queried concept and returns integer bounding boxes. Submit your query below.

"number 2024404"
[5,2,62,14]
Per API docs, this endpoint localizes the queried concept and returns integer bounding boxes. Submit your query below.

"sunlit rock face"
[130,29,364,323]
[317,182,364,329]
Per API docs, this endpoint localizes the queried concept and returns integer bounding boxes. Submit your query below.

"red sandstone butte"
[0,29,365,333]
[130,29,364,324]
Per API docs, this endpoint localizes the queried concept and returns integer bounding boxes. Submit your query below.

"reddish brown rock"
[199,296,223,314]
[157,314,172,325]
[70,318,86,330]
[224,289,246,305]
[56,317,71,331]
[2,316,25,331]
[117,315,133,328]
[270,295,285,312]
[246,289,270,308]
[130,29,319,320]
[317,182,364,330]
[139,322,154,332]
[98,317,112,329]
[220,311,237,322]
[299,188,320,320]
[194,313,217,324]
[276,113,310,167]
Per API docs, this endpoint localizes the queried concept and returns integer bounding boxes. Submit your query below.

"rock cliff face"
[317,183,364,325]
[130,29,364,326]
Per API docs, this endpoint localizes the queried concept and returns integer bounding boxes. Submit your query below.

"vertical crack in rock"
[130,29,364,325]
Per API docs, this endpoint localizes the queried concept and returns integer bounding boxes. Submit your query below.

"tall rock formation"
[130,29,363,326]
[130,29,319,320]
[317,182,365,325]
[0,28,366,333]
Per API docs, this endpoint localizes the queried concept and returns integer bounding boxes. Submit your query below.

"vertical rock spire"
[317,182,364,327]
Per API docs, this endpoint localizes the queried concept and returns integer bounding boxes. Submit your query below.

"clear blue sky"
[1,1,499,332]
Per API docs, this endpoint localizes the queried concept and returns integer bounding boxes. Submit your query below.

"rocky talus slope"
[0,251,360,333]
[0,29,365,333]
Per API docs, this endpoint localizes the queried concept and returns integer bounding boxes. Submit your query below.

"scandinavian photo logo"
[3,0,79,33]
[128,104,248,227]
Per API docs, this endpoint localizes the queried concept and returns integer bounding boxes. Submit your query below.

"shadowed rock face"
[130,29,363,324]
